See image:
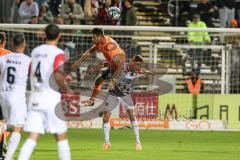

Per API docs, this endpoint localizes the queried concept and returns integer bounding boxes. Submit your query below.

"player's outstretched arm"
[72,46,97,71]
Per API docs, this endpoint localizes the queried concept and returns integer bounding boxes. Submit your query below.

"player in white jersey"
[18,24,73,160]
[102,55,147,151]
[0,34,31,160]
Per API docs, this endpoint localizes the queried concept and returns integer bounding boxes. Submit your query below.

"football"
[108,6,121,20]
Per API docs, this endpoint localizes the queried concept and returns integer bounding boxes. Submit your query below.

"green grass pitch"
[15,129,240,160]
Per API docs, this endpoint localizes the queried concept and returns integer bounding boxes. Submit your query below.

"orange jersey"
[0,47,11,56]
[94,36,125,64]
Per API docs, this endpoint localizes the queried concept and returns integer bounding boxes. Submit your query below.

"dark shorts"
[101,67,115,80]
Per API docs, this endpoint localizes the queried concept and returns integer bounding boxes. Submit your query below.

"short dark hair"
[44,23,60,40]
[0,32,6,45]
[91,28,104,36]
[31,16,38,19]
[133,55,143,63]
[12,33,25,48]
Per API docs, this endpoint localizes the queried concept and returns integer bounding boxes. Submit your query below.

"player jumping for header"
[72,27,126,106]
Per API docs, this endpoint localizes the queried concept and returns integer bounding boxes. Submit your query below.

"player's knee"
[103,112,111,123]
[127,110,136,122]
[55,132,68,141]
[28,132,40,142]
[12,126,23,133]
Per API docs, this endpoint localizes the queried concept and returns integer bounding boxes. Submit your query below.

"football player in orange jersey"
[72,28,126,106]
[0,32,11,56]
[0,32,11,160]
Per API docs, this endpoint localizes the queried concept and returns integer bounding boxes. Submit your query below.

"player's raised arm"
[71,46,96,71]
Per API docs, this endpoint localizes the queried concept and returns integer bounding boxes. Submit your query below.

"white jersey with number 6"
[0,53,31,126]
[0,53,31,94]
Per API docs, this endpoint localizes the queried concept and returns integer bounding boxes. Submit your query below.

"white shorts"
[0,93,27,127]
[105,94,134,111]
[24,93,67,134]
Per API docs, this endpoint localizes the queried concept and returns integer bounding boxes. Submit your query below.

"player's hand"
[72,60,81,71]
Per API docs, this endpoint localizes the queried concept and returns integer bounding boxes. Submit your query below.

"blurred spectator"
[38,3,54,24]
[84,0,99,24]
[187,14,211,74]
[187,14,211,44]
[49,0,61,16]
[197,0,216,27]
[29,15,39,24]
[19,0,39,24]
[216,0,235,28]
[121,0,137,26]
[60,0,84,25]
[54,15,65,24]
[185,69,204,94]
[96,0,112,25]
[112,0,123,9]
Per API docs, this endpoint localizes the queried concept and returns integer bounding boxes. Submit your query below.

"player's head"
[68,0,76,5]
[193,14,200,23]
[189,69,199,81]
[26,0,33,5]
[124,0,134,7]
[12,33,26,52]
[0,32,6,48]
[91,28,104,44]
[130,55,144,73]
[44,23,61,42]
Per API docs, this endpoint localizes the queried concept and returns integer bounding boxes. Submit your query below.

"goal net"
[0,24,240,130]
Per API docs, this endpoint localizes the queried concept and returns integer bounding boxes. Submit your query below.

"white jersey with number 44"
[0,53,31,95]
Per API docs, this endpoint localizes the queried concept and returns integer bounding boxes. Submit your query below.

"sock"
[57,139,71,160]
[103,123,110,144]
[18,138,37,160]
[131,121,140,144]
[5,132,21,160]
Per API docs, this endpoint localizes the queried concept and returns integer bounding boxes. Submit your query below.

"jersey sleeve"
[53,54,65,72]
